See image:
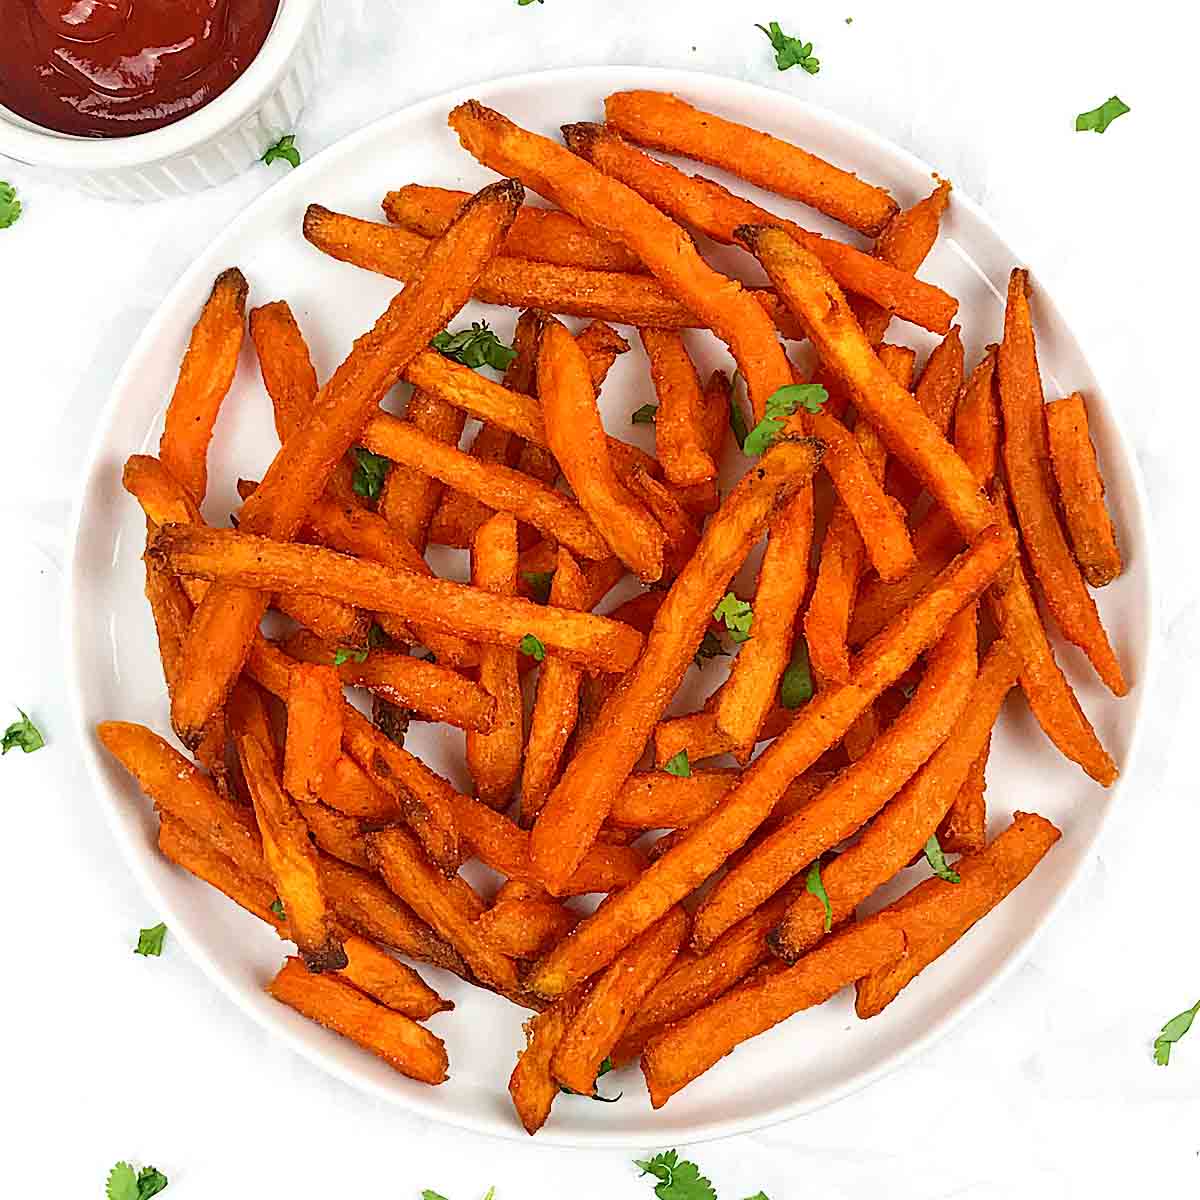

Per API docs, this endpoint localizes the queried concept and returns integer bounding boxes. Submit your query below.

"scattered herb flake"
[352,447,391,501]
[522,570,555,603]
[2,707,44,754]
[1154,999,1200,1066]
[520,633,546,662]
[0,181,22,229]
[135,922,167,957]
[923,834,961,883]
[561,1056,622,1101]
[693,630,728,669]
[334,646,370,666]
[743,384,827,456]
[713,592,753,643]
[631,403,658,425]
[806,860,833,932]
[729,372,750,450]
[432,321,517,371]
[1075,96,1130,134]
[756,22,820,74]
[107,1162,169,1200]
[663,749,692,778]
[262,134,301,168]
[634,1150,717,1200]
[780,637,813,708]
[270,898,286,919]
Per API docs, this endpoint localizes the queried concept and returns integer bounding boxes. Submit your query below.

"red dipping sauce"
[0,0,281,138]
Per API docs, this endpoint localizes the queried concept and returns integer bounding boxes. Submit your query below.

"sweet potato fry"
[642,918,906,1106]
[159,267,247,504]
[467,513,524,807]
[537,319,666,580]
[526,526,1011,998]
[564,121,955,332]
[509,991,584,1135]
[854,812,1061,1017]
[693,605,978,951]
[317,754,401,821]
[652,706,794,768]
[150,525,642,673]
[999,271,1125,694]
[625,468,701,582]
[171,179,522,747]
[385,184,646,273]
[552,906,688,1095]
[804,503,862,685]
[366,825,520,995]
[738,226,995,542]
[282,629,495,732]
[268,956,448,1084]
[938,738,990,855]
[607,769,737,830]
[1044,391,1122,588]
[640,328,716,487]
[449,101,794,420]
[604,91,897,236]
[528,436,823,896]
[953,346,1001,484]
[478,891,580,960]
[293,798,371,869]
[249,299,320,445]
[772,637,1022,960]
[522,549,588,821]
[282,663,343,802]
[334,935,453,1019]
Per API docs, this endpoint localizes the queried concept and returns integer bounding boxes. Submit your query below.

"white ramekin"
[0,0,325,201]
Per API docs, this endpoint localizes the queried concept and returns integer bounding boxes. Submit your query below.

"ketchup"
[0,0,281,138]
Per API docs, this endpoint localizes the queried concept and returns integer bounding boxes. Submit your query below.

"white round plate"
[66,66,1155,1146]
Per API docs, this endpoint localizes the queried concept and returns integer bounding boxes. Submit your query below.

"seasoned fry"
[552,906,688,1095]
[693,605,978,951]
[641,919,906,1106]
[653,706,794,768]
[249,299,320,446]
[564,121,956,332]
[522,549,588,821]
[526,526,1011,998]
[854,812,1061,1017]
[938,738,990,855]
[268,956,449,1084]
[604,91,898,236]
[281,663,343,802]
[772,637,1022,960]
[283,629,495,732]
[159,267,248,504]
[528,437,823,896]
[478,891,580,960]
[607,769,738,830]
[171,179,522,747]
[150,524,643,673]
[467,513,524,807]
[1045,391,1122,588]
[449,101,794,420]
[385,184,646,273]
[999,270,1125,694]
[293,798,371,869]
[318,753,401,821]
[509,992,583,1135]
[640,328,716,487]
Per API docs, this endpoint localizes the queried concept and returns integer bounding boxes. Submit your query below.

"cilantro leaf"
[728,372,750,450]
[1075,96,1130,134]
[923,834,961,883]
[368,622,390,649]
[634,1150,717,1200]
[742,384,828,456]
[482,1191,496,1200]
[432,321,517,371]
[518,0,543,5]
[632,403,658,425]
[743,1195,770,1200]
[0,181,22,229]
[756,22,820,74]
[422,1193,451,1200]
[663,750,691,778]
[136,1168,169,1198]
[780,637,813,708]
[2,707,44,754]
[1154,999,1200,1066]
[334,646,370,666]
[693,630,728,669]
[135,922,167,957]
[352,447,391,501]
[522,570,555,603]
[107,1162,168,1200]
[561,1056,622,1101]
[270,898,286,919]
[520,633,546,662]
[262,134,301,168]
[806,860,832,932]
[713,592,753,643]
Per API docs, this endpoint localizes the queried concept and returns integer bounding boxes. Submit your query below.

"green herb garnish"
[780,637,813,708]
[631,403,658,425]
[756,22,820,74]
[663,750,691,778]
[0,182,22,229]
[135,922,167,957]
[806,860,832,932]
[522,571,555,603]
[2,707,44,754]
[693,630,728,669]
[713,592,753,643]
[635,1150,717,1200]
[334,646,370,666]
[352,447,391,500]
[743,384,827,457]
[1075,96,1130,134]
[1154,1000,1200,1065]
[520,633,546,662]
[262,134,301,168]
[923,834,961,883]
[432,321,517,371]
[107,1162,169,1200]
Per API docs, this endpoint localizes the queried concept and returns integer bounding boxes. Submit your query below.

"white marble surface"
[2,1,1196,1195]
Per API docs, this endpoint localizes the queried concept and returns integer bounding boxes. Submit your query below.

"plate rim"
[63,62,1161,1148]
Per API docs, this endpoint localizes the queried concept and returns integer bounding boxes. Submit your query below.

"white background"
[2,1,1196,1196]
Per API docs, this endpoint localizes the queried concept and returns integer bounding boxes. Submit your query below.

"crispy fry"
[528,437,823,896]
[159,267,247,504]
[641,919,905,1106]
[604,91,898,236]
[999,271,1125,694]
[509,991,584,1135]
[626,467,701,581]
[249,299,320,446]
[693,605,978,951]
[564,121,955,331]
[607,769,738,829]
[150,524,642,673]
[854,812,1061,1017]
[467,513,524,807]
[526,526,1011,998]
[938,737,990,855]
[640,327,716,487]
[281,663,343,803]
[318,754,401,821]
[652,705,794,768]
[552,906,688,1094]
[953,346,1001,484]
[478,892,580,960]
[522,549,588,822]
[268,956,449,1084]
[385,184,646,273]
[366,825,520,995]
[772,637,1022,960]
[171,180,522,747]
[449,101,794,420]
[283,629,495,731]
[1045,391,1122,588]
[294,798,371,869]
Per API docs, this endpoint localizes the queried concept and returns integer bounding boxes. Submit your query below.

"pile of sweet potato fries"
[98,90,1127,1132]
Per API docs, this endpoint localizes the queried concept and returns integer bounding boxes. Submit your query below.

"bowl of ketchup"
[0,0,325,199]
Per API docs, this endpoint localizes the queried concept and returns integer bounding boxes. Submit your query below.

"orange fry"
[478,892,580,960]
[509,991,584,1135]
[281,663,343,802]
[640,327,716,487]
[939,738,990,855]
